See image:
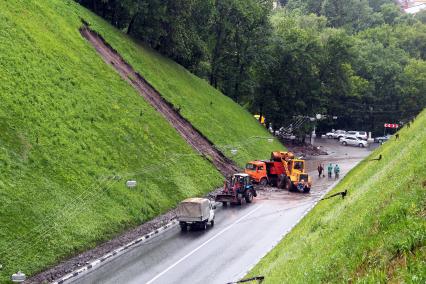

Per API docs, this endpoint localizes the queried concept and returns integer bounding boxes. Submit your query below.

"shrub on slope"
[0,0,223,281]
[248,110,426,283]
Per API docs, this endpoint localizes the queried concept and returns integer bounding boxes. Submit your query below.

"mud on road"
[79,26,239,177]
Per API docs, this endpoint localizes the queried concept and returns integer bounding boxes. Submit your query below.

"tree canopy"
[77,0,426,135]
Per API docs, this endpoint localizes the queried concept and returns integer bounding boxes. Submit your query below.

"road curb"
[51,220,179,284]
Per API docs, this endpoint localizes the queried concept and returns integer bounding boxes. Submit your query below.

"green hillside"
[76,6,283,167]
[248,110,426,283]
[0,0,281,281]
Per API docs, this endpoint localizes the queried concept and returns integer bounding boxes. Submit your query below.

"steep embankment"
[0,0,280,282]
[80,26,239,176]
[77,7,283,168]
[247,111,426,283]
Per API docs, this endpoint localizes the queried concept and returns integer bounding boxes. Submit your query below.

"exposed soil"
[79,26,239,177]
[280,140,328,158]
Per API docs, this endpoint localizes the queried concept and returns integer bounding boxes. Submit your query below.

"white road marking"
[145,205,264,284]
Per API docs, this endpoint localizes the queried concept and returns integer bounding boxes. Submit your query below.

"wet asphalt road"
[73,139,373,284]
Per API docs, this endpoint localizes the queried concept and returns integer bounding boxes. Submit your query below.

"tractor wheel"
[260,178,268,186]
[245,191,253,203]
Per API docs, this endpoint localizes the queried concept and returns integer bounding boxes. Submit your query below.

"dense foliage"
[78,0,426,134]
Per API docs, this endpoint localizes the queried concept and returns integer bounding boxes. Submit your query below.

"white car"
[326,130,346,139]
[343,131,367,140]
[341,136,368,147]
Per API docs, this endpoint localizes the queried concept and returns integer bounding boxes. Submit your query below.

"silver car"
[341,136,368,147]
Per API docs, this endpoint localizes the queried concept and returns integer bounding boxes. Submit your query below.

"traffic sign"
[384,123,399,128]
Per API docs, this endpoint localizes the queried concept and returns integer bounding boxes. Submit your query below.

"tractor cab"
[230,173,252,193]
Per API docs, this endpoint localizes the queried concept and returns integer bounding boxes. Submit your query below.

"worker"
[334,164,340,179]
[317,164,324,178]
[327,163,333,179]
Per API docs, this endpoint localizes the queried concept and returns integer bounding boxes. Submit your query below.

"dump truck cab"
[245,161,268,185]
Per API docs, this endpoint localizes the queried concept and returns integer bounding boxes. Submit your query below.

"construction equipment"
[245,151,312,193]
[215,173,257,206]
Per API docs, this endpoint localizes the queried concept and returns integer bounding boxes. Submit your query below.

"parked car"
[374,134,392,143]
[343,131,367,140]
[177,198,216,231]
[326,129,347,139]
[341,136,368,147]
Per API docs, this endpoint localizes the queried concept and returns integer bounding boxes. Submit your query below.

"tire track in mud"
[80,26,239,176]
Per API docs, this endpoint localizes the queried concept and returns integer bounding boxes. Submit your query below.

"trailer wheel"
[245,191,253,203]
[180,223,188,231]
[260,178,268,186]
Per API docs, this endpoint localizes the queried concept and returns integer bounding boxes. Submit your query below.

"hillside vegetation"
[248,110,426,283]
[0,0,280,281]
[77,8,283,167]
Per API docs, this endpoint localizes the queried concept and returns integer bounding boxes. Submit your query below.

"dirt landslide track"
[80,26,239,176]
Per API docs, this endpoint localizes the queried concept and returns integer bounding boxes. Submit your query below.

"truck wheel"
[278,174,286,189]
[260,178,268,186]
[328,135,333,139]
[236,197,242,206]
[222,201,228,207]
[245,192,253,203]
[202,221,207,230]
[359,143,364,148]
[342,141,347,146]
[210,220,214,227]
[180,223,188,231]
[284,177,292,191]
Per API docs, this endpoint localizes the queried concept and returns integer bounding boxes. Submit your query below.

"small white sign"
[231,149,238,155]
[126,180,137,188]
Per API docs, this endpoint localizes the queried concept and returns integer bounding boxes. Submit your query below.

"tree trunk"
[127,13,137,35]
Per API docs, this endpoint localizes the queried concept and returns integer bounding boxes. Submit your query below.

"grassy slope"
[248,110,426,283]
[76,7,283,168]
[0,0,225,281]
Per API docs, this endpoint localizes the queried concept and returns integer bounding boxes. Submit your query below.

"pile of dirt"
[283,142,328,158]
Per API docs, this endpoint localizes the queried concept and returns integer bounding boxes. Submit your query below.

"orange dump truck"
[245,151,312,193]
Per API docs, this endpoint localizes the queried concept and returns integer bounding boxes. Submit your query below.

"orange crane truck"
[245,151,312,193]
